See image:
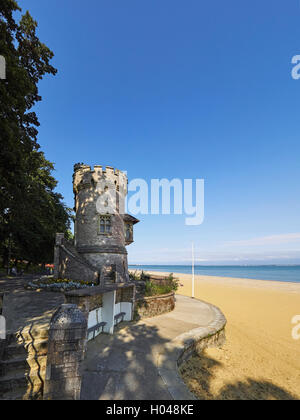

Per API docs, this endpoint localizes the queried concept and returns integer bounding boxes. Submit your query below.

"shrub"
[144,274,178,297]
[167,273,179,292]
[129,271,140,282]
[129,270,150,282]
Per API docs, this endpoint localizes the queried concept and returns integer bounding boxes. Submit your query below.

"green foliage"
[140,270,150,281]
[65,230,75,242]
[144,274,179,297]
[167,273,179,292]
[145,282,172,296]
[129,271,139,282]
[0,0,71,265]
[129,270,151,282]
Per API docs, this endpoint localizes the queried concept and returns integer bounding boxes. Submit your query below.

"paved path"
[81,295,219,400]
[0,278,225,400]
[0,276,64,335]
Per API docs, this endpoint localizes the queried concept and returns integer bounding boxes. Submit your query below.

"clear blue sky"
[18,0,300,265]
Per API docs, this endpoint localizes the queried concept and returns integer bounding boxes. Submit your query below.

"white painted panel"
[87,308,104,341]
[87,331,94,341]
[88,310,97,329]
[88,308,103,329]
[102,291,116,335]
[120,303,132,321]
[114,303,121,315]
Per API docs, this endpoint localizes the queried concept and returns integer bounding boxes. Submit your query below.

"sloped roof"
[123,214,140,225]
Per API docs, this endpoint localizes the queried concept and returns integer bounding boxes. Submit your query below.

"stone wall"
[135,292,175,319]
[43,304,87,400]
[54,234,99,284]
[65,284,135,314]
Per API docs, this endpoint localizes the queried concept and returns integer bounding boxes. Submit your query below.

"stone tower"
[54,164,139,285]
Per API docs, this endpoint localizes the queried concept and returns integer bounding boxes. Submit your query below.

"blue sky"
[18,0,300,264]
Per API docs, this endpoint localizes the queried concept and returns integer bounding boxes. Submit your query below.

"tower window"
[99,215,112,234]
[125,223,132,241]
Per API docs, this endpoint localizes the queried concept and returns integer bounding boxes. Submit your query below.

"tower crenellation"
[73,163,127,196]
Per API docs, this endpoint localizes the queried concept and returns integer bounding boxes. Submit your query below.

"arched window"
[99,215,112,234]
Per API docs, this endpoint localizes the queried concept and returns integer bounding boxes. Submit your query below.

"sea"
[128,265,300,284]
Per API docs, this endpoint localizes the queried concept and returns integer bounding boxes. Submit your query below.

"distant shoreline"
[129,264,300,267]
[128,264,300,284]
[129,267,300,287]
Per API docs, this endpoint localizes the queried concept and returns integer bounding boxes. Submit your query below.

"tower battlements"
[73,163,128,195]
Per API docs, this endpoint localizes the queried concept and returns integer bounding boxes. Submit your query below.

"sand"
[139,271,300,400]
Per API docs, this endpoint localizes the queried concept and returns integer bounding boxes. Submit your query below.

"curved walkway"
[81,295,226,400]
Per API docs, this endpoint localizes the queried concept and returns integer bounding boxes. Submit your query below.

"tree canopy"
[0,0,71,267]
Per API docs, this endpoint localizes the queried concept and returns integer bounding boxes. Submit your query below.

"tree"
[0,0,71,267]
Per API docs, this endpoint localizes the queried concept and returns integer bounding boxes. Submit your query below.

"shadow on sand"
[179,353,297,400]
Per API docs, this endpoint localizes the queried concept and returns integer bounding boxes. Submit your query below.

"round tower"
[73,164,130,284]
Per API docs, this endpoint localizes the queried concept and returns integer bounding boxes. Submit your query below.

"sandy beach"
[137,270,300,400]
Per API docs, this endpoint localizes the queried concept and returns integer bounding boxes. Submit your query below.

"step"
[0,389,27,400]
[4,343,27,360]
[4,338,48,360]
[5,333,18,346]
[0,372,28,394]
[26,339,48,356]
[0,387,43,401]
[0,357,29,376]
[15,323,50,343]
[0,370,44,395]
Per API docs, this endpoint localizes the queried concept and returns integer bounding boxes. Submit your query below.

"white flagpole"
[192,242,195,298]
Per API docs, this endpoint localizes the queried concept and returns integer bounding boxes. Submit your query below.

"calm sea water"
[128,265,300,283]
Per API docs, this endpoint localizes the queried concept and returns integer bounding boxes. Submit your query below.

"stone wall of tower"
[73,164,129,284]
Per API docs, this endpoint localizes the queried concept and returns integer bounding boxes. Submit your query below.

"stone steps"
[4,343,27,360]
[0,389,28,400]
[0,330,48,400]
[0,357,29,376]
[16,325,49,343]
[0,367,44,397]
[0,371,28,394]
